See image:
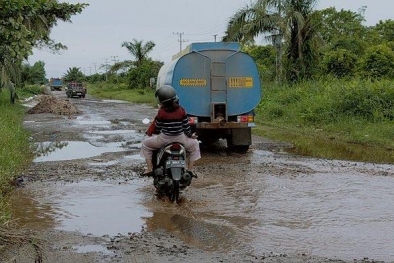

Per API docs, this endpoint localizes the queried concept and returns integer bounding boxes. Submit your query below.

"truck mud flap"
[229,127,251,146]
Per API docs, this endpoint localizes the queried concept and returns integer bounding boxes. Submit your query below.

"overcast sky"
[28,0,394,79]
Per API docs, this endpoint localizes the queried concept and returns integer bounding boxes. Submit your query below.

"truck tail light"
[188,117,198,125]
[237,115,254,123]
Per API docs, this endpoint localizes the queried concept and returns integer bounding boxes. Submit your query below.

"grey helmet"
[155,85,179,105]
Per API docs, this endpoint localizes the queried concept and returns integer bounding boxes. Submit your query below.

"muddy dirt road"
[4,90,394,263]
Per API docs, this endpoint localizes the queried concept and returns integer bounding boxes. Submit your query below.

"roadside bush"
[18,84,45,98]
[361,44,394,79]
[258,79,394,124]
[334,80,394,121]
[322,48,358,78]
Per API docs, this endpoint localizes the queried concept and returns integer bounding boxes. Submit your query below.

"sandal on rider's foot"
[141,171,154,177]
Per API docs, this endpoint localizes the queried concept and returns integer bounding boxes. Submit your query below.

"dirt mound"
[27,95,80,115]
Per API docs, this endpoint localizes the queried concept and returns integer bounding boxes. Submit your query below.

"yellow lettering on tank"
[180,79,207,86]
[228,77,253,88]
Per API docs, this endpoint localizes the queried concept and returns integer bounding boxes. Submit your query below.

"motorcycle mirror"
[142,118,150,124]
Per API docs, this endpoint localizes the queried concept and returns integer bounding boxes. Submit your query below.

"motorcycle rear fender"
[171,168,182,180]
[156,143,186,165]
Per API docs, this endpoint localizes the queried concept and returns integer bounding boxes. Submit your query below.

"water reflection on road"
[143,151,394,262]
[16,94,394,262]
[13,147,394,262]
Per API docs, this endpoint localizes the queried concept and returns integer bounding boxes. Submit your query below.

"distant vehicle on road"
[49,78,63,91]
[65,82,86,98]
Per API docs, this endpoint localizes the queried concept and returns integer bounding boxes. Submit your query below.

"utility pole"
[103,58,110,81]
[111,55,119,79]
[174,32,188,52]
[93,62,98,74]
[213,34,217,42]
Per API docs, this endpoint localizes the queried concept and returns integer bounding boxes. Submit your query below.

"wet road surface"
[11,90,394,262]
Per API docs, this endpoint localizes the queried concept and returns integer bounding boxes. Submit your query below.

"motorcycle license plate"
[166,160,185,168]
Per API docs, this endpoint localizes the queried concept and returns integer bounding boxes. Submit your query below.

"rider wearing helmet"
[140,85,200,176]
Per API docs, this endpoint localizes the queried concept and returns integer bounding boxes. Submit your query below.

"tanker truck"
[156,42,262,152]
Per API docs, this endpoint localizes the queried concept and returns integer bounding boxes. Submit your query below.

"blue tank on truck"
[156,42,262,152]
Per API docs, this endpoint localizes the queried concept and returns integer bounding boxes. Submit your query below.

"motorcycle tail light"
[170,143,181,151]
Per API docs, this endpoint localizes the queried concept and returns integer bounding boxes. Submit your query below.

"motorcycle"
[142,118,194,202]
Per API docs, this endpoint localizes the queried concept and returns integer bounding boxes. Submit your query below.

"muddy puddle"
[16,95,394,262]
[11,149,394,262]
[10,179,152,236]
[33,141,127,162]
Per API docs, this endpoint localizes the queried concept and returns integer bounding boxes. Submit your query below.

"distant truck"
[156,42,262,152]
[65,82,86,98]
[49,78,63,91]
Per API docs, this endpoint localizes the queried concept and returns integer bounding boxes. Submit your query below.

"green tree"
[243,45,277,82]
[63,67,85,83]
[322,49,358,78]
[223,0,322,82]
[317,7,366,48]
[121,39,155,68]
[361,44,394,80]
[21,61,46,85]
[127,59,163,89]
[372,19,394,42]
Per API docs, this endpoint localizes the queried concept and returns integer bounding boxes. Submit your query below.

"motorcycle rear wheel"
[170,180,180,202]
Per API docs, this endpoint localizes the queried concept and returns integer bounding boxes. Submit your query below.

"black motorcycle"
[152,142,193,202]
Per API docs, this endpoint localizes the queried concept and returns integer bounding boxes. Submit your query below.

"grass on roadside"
[256,78,394,164]
[0,86,47,261]
[0,91,33,222]
[87,82,156,105]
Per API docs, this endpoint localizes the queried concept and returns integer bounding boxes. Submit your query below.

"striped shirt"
[155,105,192,137]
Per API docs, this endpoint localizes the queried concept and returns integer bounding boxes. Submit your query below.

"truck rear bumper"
[196,122,255,129]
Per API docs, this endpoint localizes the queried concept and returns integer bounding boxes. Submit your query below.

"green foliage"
[17,84,46,98]
[322,49,358,78]
[223,0,322,82]
[255,78,394,162]
[127,60,162,89]
[243,45,277,82]
[317,7,366,46]
[361,45,394,80]
[122,39,155,67]
[0,91,33,221]
[86,73,106,83]
[373,19,394,42]
[258,78,394,129]
[87,82,156,105]
[63,67,85,82]
[21,61,46,85]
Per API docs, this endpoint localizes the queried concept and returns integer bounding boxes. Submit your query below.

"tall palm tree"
[121,39,155,67]
[223,0,321,82]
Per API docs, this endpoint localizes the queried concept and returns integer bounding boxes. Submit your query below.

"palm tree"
[223,0,321,82]
[63,67,85,82]
[121,39,155,67]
